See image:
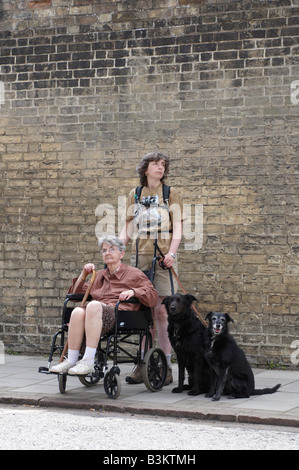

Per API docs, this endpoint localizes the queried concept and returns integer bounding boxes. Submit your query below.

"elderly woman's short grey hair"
[98,235,126,253]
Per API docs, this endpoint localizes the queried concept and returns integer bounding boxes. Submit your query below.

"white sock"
[67,349,80,365]
[166,354,172,368]
[83,346,97,364]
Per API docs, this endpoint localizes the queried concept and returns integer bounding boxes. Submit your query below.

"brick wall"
[0,0,298,366]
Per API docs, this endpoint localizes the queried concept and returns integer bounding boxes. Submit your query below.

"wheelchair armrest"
[115,297,142,311]
[66,293,92,302]
[115,297,140,309]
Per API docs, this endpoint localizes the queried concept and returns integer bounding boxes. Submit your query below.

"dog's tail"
[252,383,281,396]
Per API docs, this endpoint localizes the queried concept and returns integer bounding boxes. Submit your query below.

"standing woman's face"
[146,159,166,181]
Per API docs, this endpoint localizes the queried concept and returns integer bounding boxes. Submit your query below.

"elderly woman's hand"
[118,289,135,301]
[82,263,95,279]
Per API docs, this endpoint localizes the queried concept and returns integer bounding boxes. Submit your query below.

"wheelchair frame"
[39,293,167,399]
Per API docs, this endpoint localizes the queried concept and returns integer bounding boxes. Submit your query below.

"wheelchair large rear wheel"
[142,347,167,392]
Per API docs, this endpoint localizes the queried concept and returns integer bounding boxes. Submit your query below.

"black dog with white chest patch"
[162,294,209,396]
[205,312,281,401]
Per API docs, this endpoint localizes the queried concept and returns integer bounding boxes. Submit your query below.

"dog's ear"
[205,312,213,321]
[225,313,234,323]
[185,294,197,306]
[162,296,170,307]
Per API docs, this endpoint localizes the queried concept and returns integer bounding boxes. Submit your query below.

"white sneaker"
[49,359,74,374]
[68,359,94,376]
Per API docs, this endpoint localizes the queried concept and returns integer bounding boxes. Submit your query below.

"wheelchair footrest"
[38,366,51,374]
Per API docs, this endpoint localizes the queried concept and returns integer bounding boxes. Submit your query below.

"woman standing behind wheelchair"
[119,152,183,385]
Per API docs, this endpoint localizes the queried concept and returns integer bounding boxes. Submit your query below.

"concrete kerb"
[0,394,298,428]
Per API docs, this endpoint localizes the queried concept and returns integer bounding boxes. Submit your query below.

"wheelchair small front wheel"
[142,347,167,392]
[104,368,121,399]
[58,374,67,394]
[78,357,104,387]
[78,375,101,387]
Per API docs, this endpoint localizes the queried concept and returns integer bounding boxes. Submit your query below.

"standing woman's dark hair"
[137,152,170,186]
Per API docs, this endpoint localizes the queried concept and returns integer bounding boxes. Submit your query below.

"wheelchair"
[38,292,167,399]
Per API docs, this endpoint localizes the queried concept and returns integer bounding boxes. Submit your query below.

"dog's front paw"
[212,394,221,401]
[172,387,183,393]
[183,384,191,390]
[188,389,200,396]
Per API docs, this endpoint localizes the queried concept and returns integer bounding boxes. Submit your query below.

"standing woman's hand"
[162,253,175,268]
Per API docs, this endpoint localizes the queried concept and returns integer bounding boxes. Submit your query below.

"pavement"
[0,354,299,428]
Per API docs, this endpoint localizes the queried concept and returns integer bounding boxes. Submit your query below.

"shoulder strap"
[135,185,143,201]
[162,184,171,205]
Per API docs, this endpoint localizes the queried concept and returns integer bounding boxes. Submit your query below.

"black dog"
[162,294,209,396]
[205,312,281,401]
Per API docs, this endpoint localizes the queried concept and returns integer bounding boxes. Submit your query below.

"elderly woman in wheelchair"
[50,236,158,376]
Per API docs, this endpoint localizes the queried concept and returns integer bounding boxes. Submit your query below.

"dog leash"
[169,265,208,328]
[154,242,208,328]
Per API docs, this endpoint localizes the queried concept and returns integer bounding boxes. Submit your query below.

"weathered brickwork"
[0,0,298,366]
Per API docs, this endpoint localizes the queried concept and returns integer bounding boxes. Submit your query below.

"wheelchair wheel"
[142,347,167,392]
[58,374,67,394]
[104,367,121,399]
[78,375,101,387]
[78,355,104,387]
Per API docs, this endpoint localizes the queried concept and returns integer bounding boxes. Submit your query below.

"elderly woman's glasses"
[102,246,118,254]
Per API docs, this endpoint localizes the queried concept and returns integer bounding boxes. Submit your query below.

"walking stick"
[59,269,97,363]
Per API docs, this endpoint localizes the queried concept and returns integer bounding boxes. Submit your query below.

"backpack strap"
[135,185,143,202]
[162,184,170,205]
